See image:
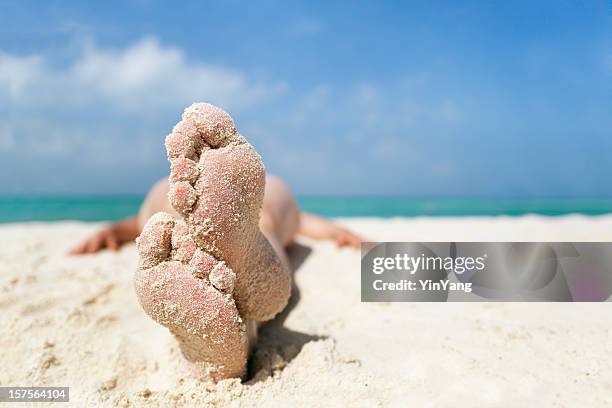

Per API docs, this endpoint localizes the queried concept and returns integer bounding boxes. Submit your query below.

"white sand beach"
[1,216,612,407]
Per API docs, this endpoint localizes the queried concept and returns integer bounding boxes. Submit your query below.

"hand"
[69,228,120,255]
[68,217,139,256]
[298,212,365,250]
[333,228,364,249]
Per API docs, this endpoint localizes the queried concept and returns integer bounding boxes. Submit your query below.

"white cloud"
[0,36,287,165]
[0,52,44,98]
[0,118,85,157]
[0,36,470,195]
[0,36,285,114]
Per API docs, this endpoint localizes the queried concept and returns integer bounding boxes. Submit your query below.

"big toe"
[182,103,244,148]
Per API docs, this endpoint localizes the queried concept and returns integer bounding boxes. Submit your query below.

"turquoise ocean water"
[1,196,611,223]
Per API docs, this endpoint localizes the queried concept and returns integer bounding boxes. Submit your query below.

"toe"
[170,157,199,184]
[169,181,197,215]
[136,212,175,269]
[172,223,197,262]
[209,261,236,294]
[188,249,218,279]
[165,120,205,160]
[182,103,243,148]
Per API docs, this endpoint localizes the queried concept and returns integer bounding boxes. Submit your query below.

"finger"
[348,232,366,248]
[106,235,119,251]
[336,236,349,248]
[68,243,86,255]
[86,237,102,253]
[350,233,362,247]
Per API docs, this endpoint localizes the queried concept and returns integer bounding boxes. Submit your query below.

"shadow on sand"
[245,242,327,382]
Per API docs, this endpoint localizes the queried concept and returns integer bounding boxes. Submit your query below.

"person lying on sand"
[70,103,363,381]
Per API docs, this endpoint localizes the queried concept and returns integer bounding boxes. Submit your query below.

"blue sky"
[0,0,610,196]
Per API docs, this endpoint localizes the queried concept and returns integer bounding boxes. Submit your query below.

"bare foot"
[135,103,291,381]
